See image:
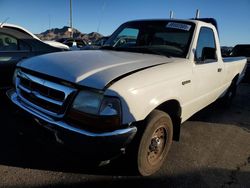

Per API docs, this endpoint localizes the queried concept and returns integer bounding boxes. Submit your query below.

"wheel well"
[233,74,239,84]
[156,100,181,141]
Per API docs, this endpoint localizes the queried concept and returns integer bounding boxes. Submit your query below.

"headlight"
[72,91,103,115]
[68,90,122,132]
[72,90,121,116]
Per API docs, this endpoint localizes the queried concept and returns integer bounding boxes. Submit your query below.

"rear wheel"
[222,79,237,106]
[137,110,173,176]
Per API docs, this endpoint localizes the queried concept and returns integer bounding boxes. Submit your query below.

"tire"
[136,110,173,176]
[222,79,237,106]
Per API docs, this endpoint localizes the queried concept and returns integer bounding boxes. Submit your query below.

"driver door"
[192,27,223,112]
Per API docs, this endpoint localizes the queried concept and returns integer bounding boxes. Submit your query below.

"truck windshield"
[103,20,195,58]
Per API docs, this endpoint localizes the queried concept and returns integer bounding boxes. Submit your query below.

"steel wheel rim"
[147,126,167,165]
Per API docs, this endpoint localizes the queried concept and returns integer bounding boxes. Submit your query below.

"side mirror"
[201,47,216,61]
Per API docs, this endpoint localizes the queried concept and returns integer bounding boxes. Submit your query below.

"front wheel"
[137,110,173,176]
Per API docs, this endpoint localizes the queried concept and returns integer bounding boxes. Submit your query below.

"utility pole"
[69,0,73,38]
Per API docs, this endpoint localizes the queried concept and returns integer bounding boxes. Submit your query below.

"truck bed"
[223,56,246,63]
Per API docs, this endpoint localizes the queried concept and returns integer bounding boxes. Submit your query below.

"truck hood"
[19,50,172,90]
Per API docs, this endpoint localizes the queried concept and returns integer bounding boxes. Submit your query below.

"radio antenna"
[170,11,174,19]
[0,17,10,28]
[195,9,200,19]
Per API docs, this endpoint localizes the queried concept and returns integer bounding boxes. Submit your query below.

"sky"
[0,0,250,46]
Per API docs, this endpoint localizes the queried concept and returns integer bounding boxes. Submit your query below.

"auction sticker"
[166,22,191,31]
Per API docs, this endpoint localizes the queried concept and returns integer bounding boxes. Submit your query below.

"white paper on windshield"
[166,22,191,31]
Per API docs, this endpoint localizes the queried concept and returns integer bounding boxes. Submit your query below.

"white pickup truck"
[8,18,246,176]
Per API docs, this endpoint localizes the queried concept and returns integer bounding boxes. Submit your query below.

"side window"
[195,27,217,63]
[0,33,31,52]
[0,33,18,51]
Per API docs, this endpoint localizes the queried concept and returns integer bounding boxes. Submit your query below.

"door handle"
[218,68,222,72]
[182,80,191,85]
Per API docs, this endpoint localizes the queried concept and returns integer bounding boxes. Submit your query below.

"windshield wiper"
[100,46,171,57]
[127,47,171,57]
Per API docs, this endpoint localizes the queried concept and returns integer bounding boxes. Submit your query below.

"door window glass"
[0,33,31,52]
[195,27,217,62]
[0,33,18,51]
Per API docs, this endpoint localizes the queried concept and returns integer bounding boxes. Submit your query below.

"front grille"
[19,77,65,101]
[20,90,62,113]
[16,71,76,117]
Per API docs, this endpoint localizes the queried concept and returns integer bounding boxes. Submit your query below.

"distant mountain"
[36,26,103,42]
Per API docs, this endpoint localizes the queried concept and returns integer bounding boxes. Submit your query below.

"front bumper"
[7,89,137,160]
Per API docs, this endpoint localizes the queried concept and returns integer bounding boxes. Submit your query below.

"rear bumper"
[7,89,137,160]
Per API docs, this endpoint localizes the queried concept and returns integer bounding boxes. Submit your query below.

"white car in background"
[0,23,67,89]
[43,40,69,50]
[0,23,69,50]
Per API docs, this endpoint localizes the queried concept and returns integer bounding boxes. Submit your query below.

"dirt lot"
[0,83,249,188]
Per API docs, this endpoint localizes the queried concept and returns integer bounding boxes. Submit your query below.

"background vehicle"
[93,36,109,46]
[43,40,69,50]
[58,38,88,50]
[0,23,66,89]
[81,36,109,50]
[8,18,247,176]
[221,46,233,57]
[230,44,250,81]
